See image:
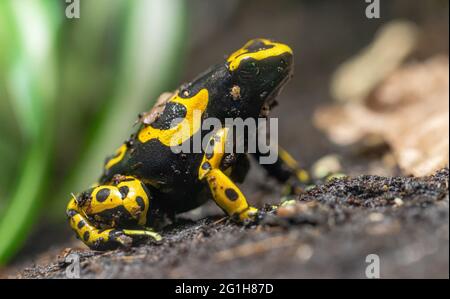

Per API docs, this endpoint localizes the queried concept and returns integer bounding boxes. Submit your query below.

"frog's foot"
[205,169,258,222]
[198,128,258,223]
[67,206,161,250]
[66,206,132,250]
[276,147,314,195]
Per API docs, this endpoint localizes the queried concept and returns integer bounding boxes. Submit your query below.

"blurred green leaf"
[0,0,188,265]
[0,0,22,167]
[54,0,128,172]
[0,0,60,265]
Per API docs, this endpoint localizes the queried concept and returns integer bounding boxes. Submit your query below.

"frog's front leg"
[198,128,258,222]
[66,176,161,250]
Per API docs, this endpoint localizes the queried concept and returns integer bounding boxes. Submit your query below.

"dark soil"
[11,168,448,279]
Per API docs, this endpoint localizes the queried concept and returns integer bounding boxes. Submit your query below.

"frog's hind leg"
[198,128,257,222]
[66,176,161,250]
[66,200,130,250]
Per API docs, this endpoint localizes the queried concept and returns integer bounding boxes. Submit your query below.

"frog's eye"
[244,61,259,72]
[237,60,260,82]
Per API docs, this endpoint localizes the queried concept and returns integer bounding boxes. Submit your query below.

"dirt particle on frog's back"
[137,91,175,126]
[230,85,241,100]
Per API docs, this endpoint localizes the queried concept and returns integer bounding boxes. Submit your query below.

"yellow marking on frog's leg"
[86,176,150,226]
[138,88,209,145]
[199,128,229,180]
[205,169,257,221]
[66,176,160,250]
[279,147,311,184]
[227,38,293,71]
[105,144,127,170]
[198,128,257,222]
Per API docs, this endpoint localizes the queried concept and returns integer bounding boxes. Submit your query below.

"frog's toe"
[236,206,259,223]
[122,228,162,242]
[109,230,133,248]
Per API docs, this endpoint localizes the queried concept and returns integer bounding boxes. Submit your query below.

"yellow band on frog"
[138,89,209,146]
[105,144,127,170]
[227,38,293,71]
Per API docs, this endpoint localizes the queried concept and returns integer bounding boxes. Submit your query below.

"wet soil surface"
[12,168,448,278]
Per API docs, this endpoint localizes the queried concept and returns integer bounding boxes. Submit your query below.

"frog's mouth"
[259,71,293,117]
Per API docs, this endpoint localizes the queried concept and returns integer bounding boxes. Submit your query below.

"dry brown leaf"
[137,91,174,126]
[315,56,449,176]
[330,21,419,104]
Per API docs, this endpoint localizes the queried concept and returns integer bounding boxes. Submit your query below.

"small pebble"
[369,212,384,222]
[296,244,314,262]
[394,197,404,207]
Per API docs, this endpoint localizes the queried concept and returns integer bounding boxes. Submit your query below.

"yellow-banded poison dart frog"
[66,38,311,250]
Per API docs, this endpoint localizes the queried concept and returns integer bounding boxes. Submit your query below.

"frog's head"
[177,39,293,120]
[227,38,293,116]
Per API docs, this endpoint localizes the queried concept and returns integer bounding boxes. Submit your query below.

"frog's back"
[99,85,218,212]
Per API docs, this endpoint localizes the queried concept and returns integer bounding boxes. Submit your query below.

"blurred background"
[0,0,448,267]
